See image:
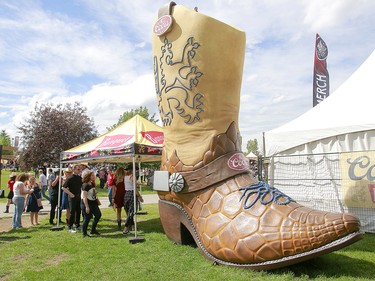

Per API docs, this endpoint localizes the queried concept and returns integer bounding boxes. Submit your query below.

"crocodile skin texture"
[158,123,361,264]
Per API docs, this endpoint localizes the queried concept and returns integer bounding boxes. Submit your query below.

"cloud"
[1,0,375,153]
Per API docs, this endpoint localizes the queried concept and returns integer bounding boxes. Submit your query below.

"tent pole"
[129,154,145,244]
[262,131,266,158]
[133,156,137,238]
[138,160,142,194]
[51,160,64,231]
[137,157,147,215]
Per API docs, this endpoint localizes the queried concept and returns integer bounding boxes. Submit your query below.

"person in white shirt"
[38,169,50,203]
[12,173,34,229]
[122,167,143,235]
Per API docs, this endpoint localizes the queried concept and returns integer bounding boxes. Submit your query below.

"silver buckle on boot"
[153,171,185,193]
[169,173,184,193]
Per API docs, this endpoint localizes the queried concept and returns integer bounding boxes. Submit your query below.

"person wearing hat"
[80,163,90,179]
[4,172,16,213]
[62,164,83,233]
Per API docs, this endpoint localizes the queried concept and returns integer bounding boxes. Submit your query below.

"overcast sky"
[1,0,375,152]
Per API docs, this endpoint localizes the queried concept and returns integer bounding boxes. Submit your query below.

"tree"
[246,138,259,155]
[107,106,158,131]
[0,130,11,145]
[17,102,98,170]
[0,130,12,155]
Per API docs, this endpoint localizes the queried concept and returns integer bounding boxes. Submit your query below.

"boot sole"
[159,199,363,270]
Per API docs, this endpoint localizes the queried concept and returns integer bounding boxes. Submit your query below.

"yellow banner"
[340,151,375,208]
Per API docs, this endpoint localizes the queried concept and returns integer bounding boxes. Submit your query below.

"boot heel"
[159,200,195,245]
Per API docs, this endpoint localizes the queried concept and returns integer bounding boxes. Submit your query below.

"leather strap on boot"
[169,151,250,194]
[158,2,176,18]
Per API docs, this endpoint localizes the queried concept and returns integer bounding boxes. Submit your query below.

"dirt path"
[0,213,50,233]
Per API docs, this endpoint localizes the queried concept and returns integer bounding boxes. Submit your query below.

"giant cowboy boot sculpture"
[152,3,362,270]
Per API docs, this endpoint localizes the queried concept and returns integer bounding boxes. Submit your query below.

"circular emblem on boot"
[153,15,173,36]
[169,173,184,193]
[228,153,249,171]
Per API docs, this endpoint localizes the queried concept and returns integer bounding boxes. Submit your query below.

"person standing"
[25,176,42,225]
[105,167,115,207]
[81,171,102,238]
[38,169,50,203]
[61,167,73,225]
[80,163,90,179]
[112,167,126,230]
[4,172,16,213]
[62,164,82,233]
[49,170,62,225]
[47,168,56,202]
[98,168,107,189]
[122,167,143,235]
[12,173,33,229]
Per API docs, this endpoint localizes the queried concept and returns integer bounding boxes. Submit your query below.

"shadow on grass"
[92,217,165,239]
[0,235,32,244]
[137,218,164,233]
[272,252,374,279]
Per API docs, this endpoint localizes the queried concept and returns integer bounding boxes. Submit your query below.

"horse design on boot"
[154,36,204,126]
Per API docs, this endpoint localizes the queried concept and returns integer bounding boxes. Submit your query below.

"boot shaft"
[153,4,246,166]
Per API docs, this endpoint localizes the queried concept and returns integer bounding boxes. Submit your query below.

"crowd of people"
[3,163,144,238]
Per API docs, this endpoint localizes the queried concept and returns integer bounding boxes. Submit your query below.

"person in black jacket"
[62,164,82,233]
[49,170,62,225]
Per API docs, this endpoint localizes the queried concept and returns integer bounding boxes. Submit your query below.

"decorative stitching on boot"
[239,181,295,209]
[162,122,242,172]
[161,199,362,270]
[154,36,204,126]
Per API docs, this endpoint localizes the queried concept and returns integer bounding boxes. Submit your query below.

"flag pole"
[51,160,64,231]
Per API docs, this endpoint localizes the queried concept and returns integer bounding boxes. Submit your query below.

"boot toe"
[342,212,361,233]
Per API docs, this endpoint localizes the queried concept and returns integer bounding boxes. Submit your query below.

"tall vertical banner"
[313,33,330,107]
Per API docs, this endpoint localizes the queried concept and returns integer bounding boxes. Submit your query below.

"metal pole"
[129,155,145,244]
[138,160,142,194]
[136,157,147,215]
[56,163,62,226]
[262,131,266,157]
[51,161,64,231]
[132,155,137,238]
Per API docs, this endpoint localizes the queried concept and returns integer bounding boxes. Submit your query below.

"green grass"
[0,204,374,280]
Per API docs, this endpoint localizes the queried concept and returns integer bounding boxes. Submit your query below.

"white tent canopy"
[61,114,164,163]
[246,151,258,160]
[265,49,375,156]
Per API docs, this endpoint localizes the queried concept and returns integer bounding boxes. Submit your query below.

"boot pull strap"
[154,2,176,36]
[158,2,176,18]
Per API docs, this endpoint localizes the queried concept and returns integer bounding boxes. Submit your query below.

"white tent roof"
[246,152,258,160]
[265,49,375,156]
